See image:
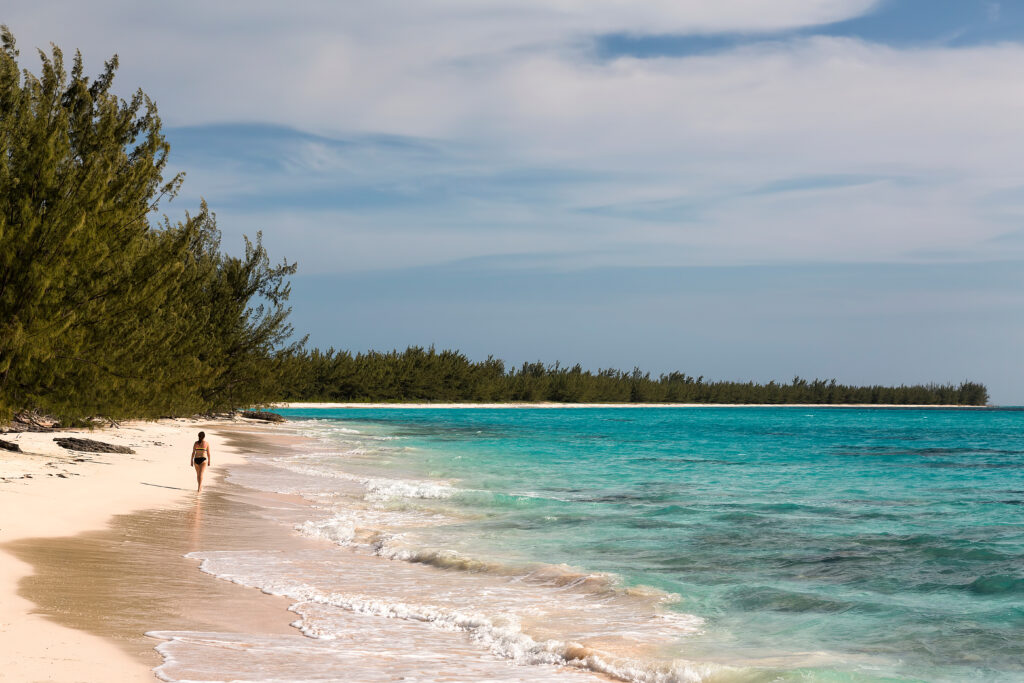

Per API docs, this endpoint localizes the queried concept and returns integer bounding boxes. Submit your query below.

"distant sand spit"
[275,401,989,409]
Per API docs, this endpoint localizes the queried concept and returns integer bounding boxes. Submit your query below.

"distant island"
[0,29,989,425]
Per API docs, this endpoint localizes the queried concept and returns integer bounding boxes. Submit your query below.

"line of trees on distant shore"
[274,346,989,406]
[0,29,991,423]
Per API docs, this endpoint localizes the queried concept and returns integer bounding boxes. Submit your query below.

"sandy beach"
[0,418,292,682]
[0,410,626,682]
[0,416,609,682]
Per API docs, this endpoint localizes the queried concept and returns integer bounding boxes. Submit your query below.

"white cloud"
[4,0,1024,271]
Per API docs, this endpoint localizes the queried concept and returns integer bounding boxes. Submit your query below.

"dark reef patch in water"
[831,444,1024,458]
[966,575,1024,596]
[725,586,859,614]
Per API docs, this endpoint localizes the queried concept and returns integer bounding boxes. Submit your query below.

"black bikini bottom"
[193,457,207,465]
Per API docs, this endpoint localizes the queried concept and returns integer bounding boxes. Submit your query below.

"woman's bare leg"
[194,461,207,491]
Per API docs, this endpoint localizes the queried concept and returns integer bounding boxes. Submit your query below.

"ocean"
[152,407,1024,682]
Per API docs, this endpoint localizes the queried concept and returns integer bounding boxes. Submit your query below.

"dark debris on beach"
[53,438,135,454]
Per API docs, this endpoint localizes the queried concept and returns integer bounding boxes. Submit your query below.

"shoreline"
[261,403,1022,681]
[3,410,1016,681]
[0,418,278,682]
[275,401,999,409]
[2,418,611,681]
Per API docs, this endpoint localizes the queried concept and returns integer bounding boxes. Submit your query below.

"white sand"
[0,419,246,682]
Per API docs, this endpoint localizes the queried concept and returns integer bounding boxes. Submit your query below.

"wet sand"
[5,468,301,667]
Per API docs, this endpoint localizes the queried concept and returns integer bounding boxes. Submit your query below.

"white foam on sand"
[169,549,722,683]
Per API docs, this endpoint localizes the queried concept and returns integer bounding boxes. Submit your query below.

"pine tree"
[0,28,183,419]
[0,28,300,421]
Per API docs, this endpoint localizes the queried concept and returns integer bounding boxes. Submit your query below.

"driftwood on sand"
[2,410,59,433]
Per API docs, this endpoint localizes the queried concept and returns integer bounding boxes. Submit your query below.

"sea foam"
[184,550,721,683]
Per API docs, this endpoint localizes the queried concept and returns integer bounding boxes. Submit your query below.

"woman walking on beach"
[191,432,211,492]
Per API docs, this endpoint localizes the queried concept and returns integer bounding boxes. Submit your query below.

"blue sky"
[6,0,1024,402]
[598,0,1021,57]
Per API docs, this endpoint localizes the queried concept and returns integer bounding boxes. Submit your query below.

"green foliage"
[0,28,297,421]
[275,347,989,406]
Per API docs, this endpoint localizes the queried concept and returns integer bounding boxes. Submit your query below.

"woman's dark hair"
[198,431,206,440]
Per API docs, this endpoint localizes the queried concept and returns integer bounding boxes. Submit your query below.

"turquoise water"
[274,407,1024,681]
